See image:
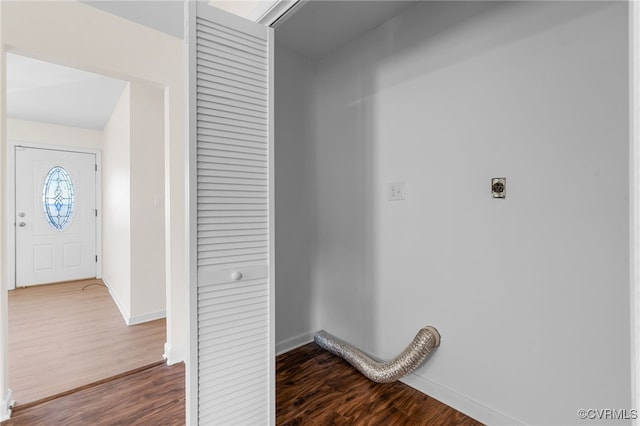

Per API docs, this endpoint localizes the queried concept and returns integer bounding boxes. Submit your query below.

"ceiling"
[275,1,417,59]
[7,53,128,130]
[83,1,276,39]
[6,1,416,130]
[84,0,185,39]
[85,0,418,60]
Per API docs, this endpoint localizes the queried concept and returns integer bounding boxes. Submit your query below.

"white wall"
[7,118,103,149]
[102,82,166,325]
[103,84,132,317]
[0,1,186,372]
[274,45,316,353]
[130,82,166,322]
[306,2,630,425]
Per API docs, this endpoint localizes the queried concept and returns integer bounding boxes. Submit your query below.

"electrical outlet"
[388,182,405,201]
[492,177,506,199]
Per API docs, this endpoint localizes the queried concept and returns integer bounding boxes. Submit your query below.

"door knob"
[231,271,243,281]
[17,222,26,227]
[18,212,25,217]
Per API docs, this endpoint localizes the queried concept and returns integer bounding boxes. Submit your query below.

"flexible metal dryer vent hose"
[314,326,441,383]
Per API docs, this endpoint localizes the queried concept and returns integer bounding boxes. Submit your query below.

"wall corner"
[1,388,13,421]
[163,341,185,365]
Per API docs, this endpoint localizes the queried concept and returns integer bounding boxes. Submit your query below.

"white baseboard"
[164,342,186,365]
[401,373,521,425]
[1,389,13,421]
[103,277,166,326]
[128,310,166,325]
[102,277,130,324]
[276,331,315,355]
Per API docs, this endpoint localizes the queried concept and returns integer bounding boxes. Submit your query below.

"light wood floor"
[8,279,166,406]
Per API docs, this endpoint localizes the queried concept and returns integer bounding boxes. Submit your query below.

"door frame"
[6,141,102,291]
[0,4,186,421]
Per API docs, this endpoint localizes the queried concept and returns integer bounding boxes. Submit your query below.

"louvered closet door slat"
[198,157,266,171]
[199,157,267,170]
[196,24,267,53]
[198,103,267,126]
[196,26,267,56]
[198,120,267,139]
[198,94,268,117]
[196,26,267,57]
[199,126,266,143]
[198,163,268,177]
[203,144,266,158]
[198,72,267,96]
[197,48,267,72]
[200,222,268,231]
[198,60,268,87]
[197,43,265,72]
[198,84,266,106]
[197,18,265,45]
[198,215,267,224]
[199,234,267,248]
[199,295,268,314]
[192,3,272,425]
[197,59,267,85]
[198,112,267,132]
[198,78,267,103]
[196,42,266,69]
[199,293,268,311]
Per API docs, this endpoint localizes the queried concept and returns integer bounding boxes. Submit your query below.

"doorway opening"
[5,52,167,407]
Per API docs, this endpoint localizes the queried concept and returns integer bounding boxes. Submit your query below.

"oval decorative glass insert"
[42,166,75,231]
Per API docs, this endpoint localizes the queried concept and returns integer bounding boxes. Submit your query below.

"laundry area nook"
[270,1,633,424]
[0,1,637,425]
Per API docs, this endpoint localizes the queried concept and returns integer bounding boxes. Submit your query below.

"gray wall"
[276,1,632,424]
[274,46,316,352]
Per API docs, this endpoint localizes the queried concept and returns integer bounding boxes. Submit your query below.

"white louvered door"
[187,3,274,425]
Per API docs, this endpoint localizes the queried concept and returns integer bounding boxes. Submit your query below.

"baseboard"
[1,388,14,421]
[103,278,165,326]
[401,373,522,425]
[276,331,315,355]
[102,277,130,325]
[164,342,186,365]
[128,310,166,326]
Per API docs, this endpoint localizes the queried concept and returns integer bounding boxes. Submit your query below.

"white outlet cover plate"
[388,182,405,201]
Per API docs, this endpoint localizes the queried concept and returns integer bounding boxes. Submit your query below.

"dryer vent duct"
[314,326,441,383]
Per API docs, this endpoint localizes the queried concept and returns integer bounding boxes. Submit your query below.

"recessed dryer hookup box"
[492,177,506,199]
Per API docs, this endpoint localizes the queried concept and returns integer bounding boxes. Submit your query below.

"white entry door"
[15,147,97,287]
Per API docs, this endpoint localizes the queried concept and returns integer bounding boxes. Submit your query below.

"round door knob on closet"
[231,271,243,281]
[17,222,26,227]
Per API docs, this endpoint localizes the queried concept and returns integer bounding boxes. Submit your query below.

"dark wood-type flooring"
[3,363,185,426]
[3,342,482,425]
[277,343,482,425]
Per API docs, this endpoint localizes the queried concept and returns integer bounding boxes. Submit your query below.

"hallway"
[8,279,165,406]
